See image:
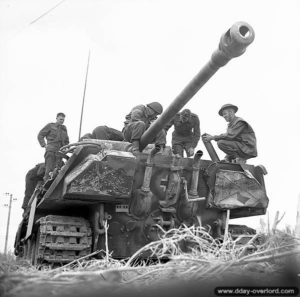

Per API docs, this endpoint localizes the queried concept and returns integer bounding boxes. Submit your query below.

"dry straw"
[1,223,299,296]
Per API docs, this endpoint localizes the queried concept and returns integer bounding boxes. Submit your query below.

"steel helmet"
[218,103,238,116]
[147,102,163,115]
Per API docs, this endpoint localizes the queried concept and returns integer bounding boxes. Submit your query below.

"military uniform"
[80,133,93,140]
[123,105,166,147]
[214,116,257,160]
[80,126,124,141]
[165,112,200,157]
[22,163,45,210]
[92,126,124,141]
[38,122,69,180]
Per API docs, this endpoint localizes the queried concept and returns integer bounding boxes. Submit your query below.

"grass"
[0,225,299,297]
[0,252,23,274]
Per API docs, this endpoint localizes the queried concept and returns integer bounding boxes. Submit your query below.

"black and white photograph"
[0,0,299,296]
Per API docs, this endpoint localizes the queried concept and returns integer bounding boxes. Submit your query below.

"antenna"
[5,0,67,43]
[78,50,91,141]
[30,0,67,25]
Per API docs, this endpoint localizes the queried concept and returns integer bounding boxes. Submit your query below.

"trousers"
[217,139,254,159]
[44,151,63,180]
[123,121,166,146]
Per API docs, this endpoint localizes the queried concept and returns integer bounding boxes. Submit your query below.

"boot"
[234,157,247,164]
[221,155,234,163]
[155,143,165,154]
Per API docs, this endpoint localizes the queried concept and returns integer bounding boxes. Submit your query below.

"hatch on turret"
[62,150,137,202]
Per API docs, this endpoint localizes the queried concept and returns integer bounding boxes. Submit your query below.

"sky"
[0,0,300,253]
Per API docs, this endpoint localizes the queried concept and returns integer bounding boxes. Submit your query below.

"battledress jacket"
[165,113,200,148]
[123,105,166,145]
[214,116,257,157]
[37,123,69,152]
[124,105,152,128]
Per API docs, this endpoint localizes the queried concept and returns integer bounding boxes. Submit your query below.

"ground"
[1,227,299,297]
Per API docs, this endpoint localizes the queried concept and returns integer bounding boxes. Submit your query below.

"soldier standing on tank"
[122,102,166,153]
[165,109,200,157]
[38,112,69,181]
[202,103,257,164]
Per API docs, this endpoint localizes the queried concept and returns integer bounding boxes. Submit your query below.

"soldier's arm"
[192,116,201,147]
[66,129,70,144]
[213,121,246,141]
[126,105,143,121]
[164,118,174,133]
[131,109,144,121]
[125,112,131,121]
[37,124,51,147]
[65,126,70,145]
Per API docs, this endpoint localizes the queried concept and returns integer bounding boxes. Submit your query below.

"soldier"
[165,109,200,157]
[122,102,166,153]
[22,163,45,211]
[80,133,93,140]
[80,126,124,141]
[202,103,257,164]
[38,112,69,181]
[92,125,123,141]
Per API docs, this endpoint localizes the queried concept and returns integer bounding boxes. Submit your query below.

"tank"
[14,22,269,265]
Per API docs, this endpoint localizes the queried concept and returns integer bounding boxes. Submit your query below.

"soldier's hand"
[202,134,213,142]
[149,116,158,123]
[128,146,140,155]
[187,147,195,157]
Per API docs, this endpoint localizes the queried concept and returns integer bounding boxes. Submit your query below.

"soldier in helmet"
[38,112,69,181]
[165,109,200,157]
[202,103,257,164]
[123,102,166,153]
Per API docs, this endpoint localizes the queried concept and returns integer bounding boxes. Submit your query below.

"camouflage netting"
[69,163,132,196]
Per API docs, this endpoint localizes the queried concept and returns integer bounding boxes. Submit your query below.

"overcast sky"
[1,0,300,253]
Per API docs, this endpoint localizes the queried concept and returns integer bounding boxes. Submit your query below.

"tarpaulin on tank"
[206,165,268,210]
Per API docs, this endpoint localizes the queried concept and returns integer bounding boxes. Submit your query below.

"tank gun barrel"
[140,22,255,150]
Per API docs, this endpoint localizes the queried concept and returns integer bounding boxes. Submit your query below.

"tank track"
[35,215,92,264]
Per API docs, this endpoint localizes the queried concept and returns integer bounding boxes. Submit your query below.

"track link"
[35,215,92,263]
